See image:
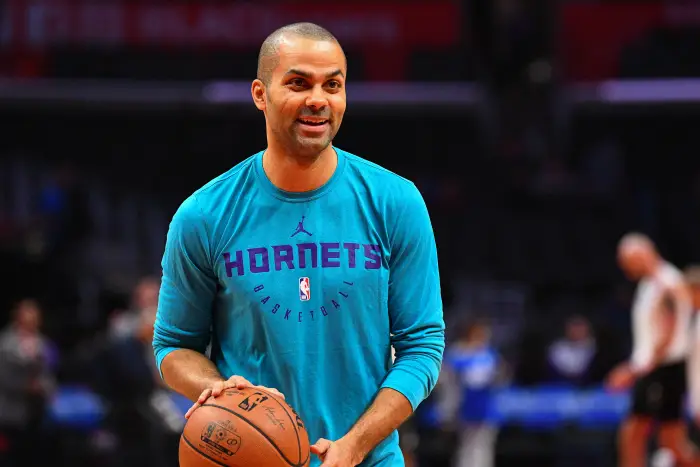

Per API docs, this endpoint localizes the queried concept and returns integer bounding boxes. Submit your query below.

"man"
[110,276,160,339]
[606,233,698,467]
[96,305,181,467]
[153,22,445,467]
[0,299,55,467]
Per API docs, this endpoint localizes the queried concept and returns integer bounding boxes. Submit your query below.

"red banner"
[1,0,461,80]
[560,2,700,81]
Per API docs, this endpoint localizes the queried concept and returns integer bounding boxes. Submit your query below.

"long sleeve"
[380,183,446,410]
[153,194,218,376]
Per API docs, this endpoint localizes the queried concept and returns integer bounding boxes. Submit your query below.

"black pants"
[631,360,687,421]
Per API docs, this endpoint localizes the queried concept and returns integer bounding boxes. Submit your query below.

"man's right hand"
[185,375,285,419]
[604,362,637,392]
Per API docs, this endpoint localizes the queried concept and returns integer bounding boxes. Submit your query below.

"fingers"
[228,375,253,390]
[184,404,196,420]
[233,375,253,389]
[211,379,227,397]
[259,386,285,400]
[212,375,251,397]
[185,387,212,419]
[231,377,285,400]
[187,376,287,420]
[310,438,332,456]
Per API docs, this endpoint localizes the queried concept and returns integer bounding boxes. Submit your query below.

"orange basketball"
[179,387,310,467]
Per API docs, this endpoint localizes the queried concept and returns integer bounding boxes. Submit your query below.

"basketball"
[179,387,310,467]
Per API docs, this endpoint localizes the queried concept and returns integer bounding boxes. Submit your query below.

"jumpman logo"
[291,216,313,237]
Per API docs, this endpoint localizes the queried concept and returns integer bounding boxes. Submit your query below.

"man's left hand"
[310,437,363,467]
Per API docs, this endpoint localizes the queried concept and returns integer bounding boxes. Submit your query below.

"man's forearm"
[647,339,672,371]
[341,388,413,463]
[161,348,225,401]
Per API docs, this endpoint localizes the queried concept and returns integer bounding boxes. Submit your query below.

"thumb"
[310,438,332,455]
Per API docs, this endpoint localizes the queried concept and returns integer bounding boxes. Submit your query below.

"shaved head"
[617,232,660,280]
[257,22,343,86]
[618,232,656,256]
[251,22,347,161]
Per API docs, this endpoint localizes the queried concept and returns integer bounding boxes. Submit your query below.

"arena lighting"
[570,79,700,105]
[4,78,700,110]
[0,79,484,112]
[203,81,482,106]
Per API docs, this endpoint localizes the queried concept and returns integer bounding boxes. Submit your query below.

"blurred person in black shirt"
[93,305,181,467]
[109,276,160,340]
[0,299,56,467]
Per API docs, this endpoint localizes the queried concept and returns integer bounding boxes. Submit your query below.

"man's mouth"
[296,118,329,126]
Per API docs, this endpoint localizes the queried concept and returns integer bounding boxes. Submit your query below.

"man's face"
[16,301,41,332]
[466,323,491,345]
[256,36,347,159]
[134,279,159,310]
[618,249,651,280]
[566,319,590,342]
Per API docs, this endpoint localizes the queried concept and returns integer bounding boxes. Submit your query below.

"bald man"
[606,233,698,467]
[153,22,444,467]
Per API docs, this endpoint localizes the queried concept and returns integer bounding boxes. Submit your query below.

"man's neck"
[262,145,337,192]
[649,259,663,278]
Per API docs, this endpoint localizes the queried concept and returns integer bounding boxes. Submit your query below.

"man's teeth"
[299,119,327,125]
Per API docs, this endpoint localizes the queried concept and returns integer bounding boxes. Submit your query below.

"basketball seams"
[202,403,299,467]
[252,388,307,466]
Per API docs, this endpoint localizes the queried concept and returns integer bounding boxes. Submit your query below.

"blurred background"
[1,0,700,466]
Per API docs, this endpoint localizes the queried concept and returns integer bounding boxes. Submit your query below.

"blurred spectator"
[109,276,160,339]
[440,319,505,467]
[0,299,56,467]
[93,305,180,467]
[546,315,598,386]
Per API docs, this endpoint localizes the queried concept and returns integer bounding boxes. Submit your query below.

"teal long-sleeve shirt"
[153,147,445,466]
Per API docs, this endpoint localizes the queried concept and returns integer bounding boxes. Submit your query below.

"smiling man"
[153,23,445,467]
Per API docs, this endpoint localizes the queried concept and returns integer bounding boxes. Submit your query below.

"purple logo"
[223,242,382,277]
[222,243,381,277]
[291,216,312,238]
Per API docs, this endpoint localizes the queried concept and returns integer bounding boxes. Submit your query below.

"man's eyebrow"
[284,69,345,79]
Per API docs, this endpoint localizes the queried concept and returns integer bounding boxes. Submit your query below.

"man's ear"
[251,79,267,111]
